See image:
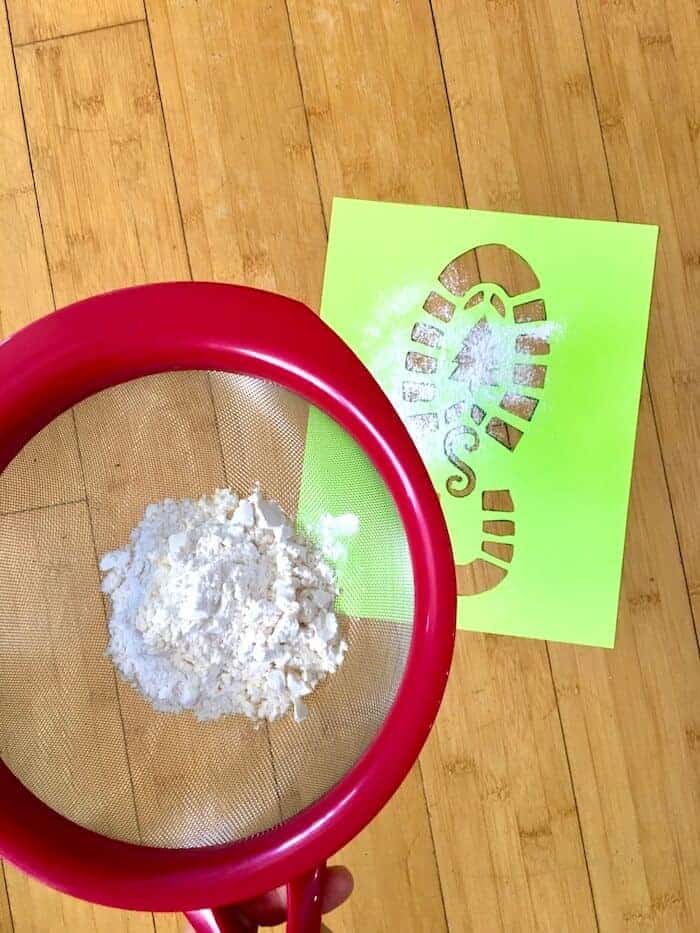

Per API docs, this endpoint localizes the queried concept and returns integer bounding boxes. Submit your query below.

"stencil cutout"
[456,489,516,595]
[402,247,553,479]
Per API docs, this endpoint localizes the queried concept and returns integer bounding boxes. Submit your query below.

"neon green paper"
[299,198,657,647]
[298,405,413,623]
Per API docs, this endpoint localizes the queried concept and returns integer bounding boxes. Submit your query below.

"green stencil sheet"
[299,198,657,647]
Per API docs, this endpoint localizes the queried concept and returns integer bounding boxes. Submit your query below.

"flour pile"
[99,488,350,724]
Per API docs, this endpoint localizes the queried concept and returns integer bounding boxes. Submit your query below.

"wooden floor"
[0,0,698,930]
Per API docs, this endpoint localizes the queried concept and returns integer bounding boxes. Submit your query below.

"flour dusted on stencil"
[445,318,562,396]
[361,285,562,470]
[99,488,349,724]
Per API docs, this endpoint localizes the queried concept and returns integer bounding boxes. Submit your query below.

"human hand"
[237,865,353,930]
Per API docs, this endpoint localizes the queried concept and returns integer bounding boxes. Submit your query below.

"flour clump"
[99,488,348,724]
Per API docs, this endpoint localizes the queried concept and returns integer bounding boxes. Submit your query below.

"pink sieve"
[0,283,455,932]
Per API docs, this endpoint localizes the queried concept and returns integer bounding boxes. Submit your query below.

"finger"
[319,866,354,914]
[236,886,286,926]
[238,865,354,926]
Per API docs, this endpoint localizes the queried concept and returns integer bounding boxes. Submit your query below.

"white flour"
[99,488,352,724]
[362,287,562,472]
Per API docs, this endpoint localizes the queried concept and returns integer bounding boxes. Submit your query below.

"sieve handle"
[185,906,258,932]
[286,863,326,933]
[183,864,326,933]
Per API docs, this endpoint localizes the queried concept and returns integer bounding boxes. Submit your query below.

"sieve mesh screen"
[0,371,414,848]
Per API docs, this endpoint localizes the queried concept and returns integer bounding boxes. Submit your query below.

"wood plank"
[432,0,700,929]
[145,1,447,929]
[0,5,84,925]
[0,500,152,932]
[0,502,140,839]
[0,3,82,515]
[6,0,144,47]
[285,1,596,930]
[0,865,14,933]
[145,0,326,308]
[10,19,214,928]
[285,0,463,216]
[153,913,184,933]
[551,391,700,930]
[0,7,51,334]
[432,0,611,217]
[4,862,152,933]
[422,633,598,932]
[576,0,700,629]
[15,23,188,305]
[328,766,446,933]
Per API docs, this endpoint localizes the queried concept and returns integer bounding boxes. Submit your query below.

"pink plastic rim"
[0,282,456,912]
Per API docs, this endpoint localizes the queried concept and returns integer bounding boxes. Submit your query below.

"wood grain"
[286,0,463,216]
[0,6,83,926]
[327,767,447,933]
[576,0,700,632]
[145,0,326,308]
[286,1,597,929]
[0,4,82,516]
[0,866,12,932]
[432,0,700,930]
[0,413,85,516]
[0,502,140,838]
[551,393,700,929]
[0,497,152,931]
[153,913,186,933]
[6,0,144,47]
[15,22,188,305]
[3,862,152,933]
[0,7,51,334]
